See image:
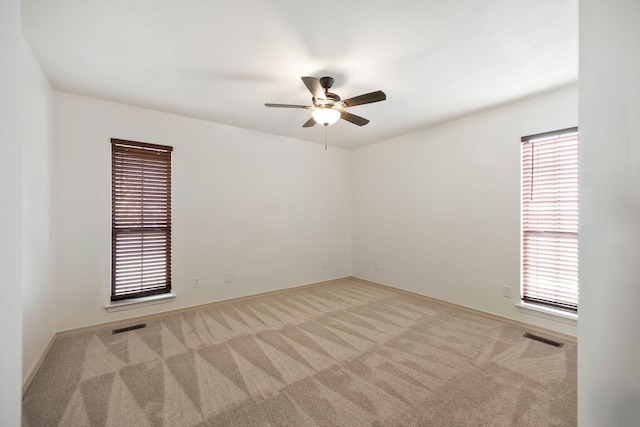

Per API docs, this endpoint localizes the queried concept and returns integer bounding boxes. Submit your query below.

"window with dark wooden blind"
[521,127,579,312]
[111,138,172,301]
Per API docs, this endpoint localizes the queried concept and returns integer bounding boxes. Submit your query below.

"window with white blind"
[111,138,172,301]
[521,127,579,312]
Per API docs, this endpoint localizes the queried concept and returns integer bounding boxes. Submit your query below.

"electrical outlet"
[321,260,327,269]
[225,273,233,284]
[193,276,200,288]
[375,261,380,271]
[503,285,512,298]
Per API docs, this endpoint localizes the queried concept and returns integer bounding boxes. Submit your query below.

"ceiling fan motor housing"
[312,77,341,107]
[319,76,334,90]
[314,92,341,107]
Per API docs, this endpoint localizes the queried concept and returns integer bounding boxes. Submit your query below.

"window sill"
[515,301,578,325]
[105,293,176,313]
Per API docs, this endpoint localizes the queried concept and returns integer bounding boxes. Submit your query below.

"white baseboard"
[22,333,57,396]
[351,277,577,343]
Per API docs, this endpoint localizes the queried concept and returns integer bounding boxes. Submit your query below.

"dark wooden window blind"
[521,127,579,312]
[111,139,172,301]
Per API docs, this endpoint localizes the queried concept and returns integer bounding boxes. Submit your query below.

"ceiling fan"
[265,76,386,127]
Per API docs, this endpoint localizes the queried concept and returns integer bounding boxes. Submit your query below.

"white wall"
[578,0,640,425]
[21,38,56,385]
[54,93,352,331]
[0,0,23,424]
[352,85,578,337]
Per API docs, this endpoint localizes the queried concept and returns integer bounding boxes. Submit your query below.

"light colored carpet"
[22,279,576,426]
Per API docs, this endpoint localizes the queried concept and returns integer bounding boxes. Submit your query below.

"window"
[521,127,579,312]
[111,138,172,301]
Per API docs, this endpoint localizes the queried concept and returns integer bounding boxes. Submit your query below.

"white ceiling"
[21,0,578,149]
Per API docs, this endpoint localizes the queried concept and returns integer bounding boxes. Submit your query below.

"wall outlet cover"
[503,285,512,298]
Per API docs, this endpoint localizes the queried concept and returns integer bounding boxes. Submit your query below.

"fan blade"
[339,110,370,126]
[301,76,326,102]
[265,103,312,109]
[341,91,386,108]
[302,117,317,127]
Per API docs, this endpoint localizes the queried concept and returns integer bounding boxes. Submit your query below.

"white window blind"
[521,127,579,312]
[111,138,172,301]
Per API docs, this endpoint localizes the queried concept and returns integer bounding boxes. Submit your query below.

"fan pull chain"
[324,124,328,150]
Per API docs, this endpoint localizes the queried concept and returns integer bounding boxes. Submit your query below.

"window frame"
[520,127,579,313]
[111,138,173,302]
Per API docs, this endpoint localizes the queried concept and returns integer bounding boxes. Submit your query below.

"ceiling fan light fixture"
[312,107,341,126]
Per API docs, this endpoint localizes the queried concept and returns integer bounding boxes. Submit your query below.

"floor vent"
[523,332,564,348]
[112,323,147,335]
